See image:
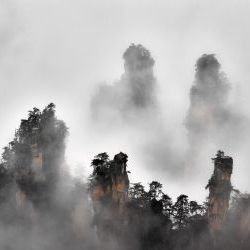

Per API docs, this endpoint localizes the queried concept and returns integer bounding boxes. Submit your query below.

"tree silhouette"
[148,181,163,200]
[161,193,173,218]
[173,194,189,229]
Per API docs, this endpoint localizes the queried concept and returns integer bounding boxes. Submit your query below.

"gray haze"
[185,54,248,181]
[1,0,250,201]
[92,43,157,120]
[91,43,185,179]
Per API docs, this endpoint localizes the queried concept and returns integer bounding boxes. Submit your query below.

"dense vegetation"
[0,104,250,250]
[89,152,250,250]
[0,103,67,207]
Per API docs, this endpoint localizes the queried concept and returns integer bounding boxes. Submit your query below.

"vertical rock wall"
[206,151,233,232]
[90,152,129,240]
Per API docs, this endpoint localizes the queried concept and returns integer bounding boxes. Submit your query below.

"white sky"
[1,0,250,201]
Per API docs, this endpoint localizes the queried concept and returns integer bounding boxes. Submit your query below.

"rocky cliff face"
[13,104,67,212]
[232,194,250,244]
[90,152,129,212]
[206,151,233,232]
[90,152,129,240]
[109,153,129,214]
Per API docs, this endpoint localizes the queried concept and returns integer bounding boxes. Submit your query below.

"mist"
[1,0,250,206]
[1,1,250,249]
[184,53,250,193]
[90,43,186,180]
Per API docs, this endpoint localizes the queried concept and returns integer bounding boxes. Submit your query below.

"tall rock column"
[90,152,129,241]
[206,150,233,232]
[90,152,129,215]
[110,152,129,215]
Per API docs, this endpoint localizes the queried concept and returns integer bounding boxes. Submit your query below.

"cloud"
[90,44,186,179]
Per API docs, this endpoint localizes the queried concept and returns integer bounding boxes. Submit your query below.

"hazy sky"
[1,0,250,201]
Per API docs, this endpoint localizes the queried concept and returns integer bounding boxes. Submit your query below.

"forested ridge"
[0,104,249,250]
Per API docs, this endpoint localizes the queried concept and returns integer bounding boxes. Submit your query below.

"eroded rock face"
[90,152,129,213]
[206,151,233,232]
[110,153,129,214]
[233,194,250,243]
[90,153,129,245]
[15,129,46,210]
[90,152,129,240]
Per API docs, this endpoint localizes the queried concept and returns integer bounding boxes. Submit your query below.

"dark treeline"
[89,151,250,250]
[0,45,250,249]
[0,104,250,250]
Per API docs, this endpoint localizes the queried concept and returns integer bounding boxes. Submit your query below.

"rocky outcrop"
[90,152,129,213]
[206,150,233,232]
[90,152,129,240]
